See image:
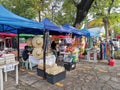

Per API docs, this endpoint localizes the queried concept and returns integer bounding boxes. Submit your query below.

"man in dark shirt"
[51,41,57,57]
[22,46,30,61]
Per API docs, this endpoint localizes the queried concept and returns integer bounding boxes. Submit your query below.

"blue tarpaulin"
[63,24,84,37]
[80,28,90,37]
[0,5,44,34]
[41,18,72,35]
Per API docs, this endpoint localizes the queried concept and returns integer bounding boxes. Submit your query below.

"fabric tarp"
[88,26,105,37]
[63,24,84,37]
[0,32,16,37]
[80,28,90,37]
[41,18,72,35]
[0,5,44,34]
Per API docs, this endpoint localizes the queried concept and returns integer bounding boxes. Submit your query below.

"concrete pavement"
[3,59,120,90]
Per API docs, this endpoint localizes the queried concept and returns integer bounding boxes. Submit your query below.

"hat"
[32,36,43,48]
[26,38,32,46]
[32,48,43,59]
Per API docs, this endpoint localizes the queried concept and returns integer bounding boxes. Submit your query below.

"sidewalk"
[4,59,120,90]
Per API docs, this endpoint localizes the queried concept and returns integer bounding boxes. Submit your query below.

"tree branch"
[73,0,95,27]
[71,0,78,7]
[108,0,114,14]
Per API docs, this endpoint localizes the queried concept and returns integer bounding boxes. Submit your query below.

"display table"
[29,55,56,66]
[0,61,19,90]
[29,55,40,65]
[86,48,100,62]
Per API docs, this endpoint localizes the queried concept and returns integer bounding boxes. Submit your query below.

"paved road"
[3,59,120,90]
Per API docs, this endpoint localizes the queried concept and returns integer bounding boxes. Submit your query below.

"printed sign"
[4,64,15,72]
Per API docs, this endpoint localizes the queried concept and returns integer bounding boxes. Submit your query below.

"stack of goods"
[32,36,43,59]
[37,64,52,70]
[0,57,5,65]
[26,38,33,46]
[37,55,56,77]
[46,64,66,84]
[2,54,15,64]
[46,64,65,75]
[37,64,52,77]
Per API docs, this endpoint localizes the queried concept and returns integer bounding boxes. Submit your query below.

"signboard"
[4,64,15,72]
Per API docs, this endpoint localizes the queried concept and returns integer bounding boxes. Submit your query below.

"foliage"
[54,1,76,26]
[0,0,120,33]
[0,0,52,21]
[86,0,120,34]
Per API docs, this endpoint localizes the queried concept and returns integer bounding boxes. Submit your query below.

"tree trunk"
[73,0,94,28]
[103,17,109,40]
[38,10,41,22]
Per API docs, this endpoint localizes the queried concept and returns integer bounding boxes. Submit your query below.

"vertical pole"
[17,29,20,69]
[43,30,47,79]
[16,64,19,84]
[0,69,3,90]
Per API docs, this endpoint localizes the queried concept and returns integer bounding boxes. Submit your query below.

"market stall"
[0,5,86,85]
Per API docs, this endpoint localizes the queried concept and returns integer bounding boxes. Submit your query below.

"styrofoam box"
[2,54,15,64]
[0,57,5,65]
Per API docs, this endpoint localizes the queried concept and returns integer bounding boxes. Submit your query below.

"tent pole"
[17,29,20,69]
[43,30,47,79]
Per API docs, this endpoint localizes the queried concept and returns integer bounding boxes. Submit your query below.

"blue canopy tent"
[90,32,100,37]
[41,18,72,35]
[0,5,44,34]
[80,28,90,37]
[80,28,100,37]
[63,24,84,37]
[0,6,74,79]
[88,26,105,37]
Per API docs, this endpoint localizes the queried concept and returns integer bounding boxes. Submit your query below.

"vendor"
[51,41,57,57]
[22,45,31,61]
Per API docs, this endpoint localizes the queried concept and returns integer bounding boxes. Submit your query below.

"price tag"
[4,64,15,72]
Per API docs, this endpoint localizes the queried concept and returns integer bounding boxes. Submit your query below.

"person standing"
[99,38,104,60]
[51,41,57,57]
[109,38,114,58]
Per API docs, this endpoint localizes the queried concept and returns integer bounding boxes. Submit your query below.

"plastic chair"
[29,62,33,70]
[22,58,29,69]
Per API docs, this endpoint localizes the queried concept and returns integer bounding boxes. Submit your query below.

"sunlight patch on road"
[28,71,36,75]
[98,69,108,73]
[82,66,92,69]
[20,68,25,72]
[55,82,64,87]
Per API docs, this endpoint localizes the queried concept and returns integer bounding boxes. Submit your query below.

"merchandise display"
[32,35,43,48]
[26,38,32,46]
[46,64,65,75]
[0,57,5,65]
[32,48,43,59]
[2,54,15,64]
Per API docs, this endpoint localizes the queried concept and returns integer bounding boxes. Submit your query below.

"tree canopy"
[0,0,120,34]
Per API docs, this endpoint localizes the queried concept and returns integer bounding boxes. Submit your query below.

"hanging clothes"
[103,42,106,60]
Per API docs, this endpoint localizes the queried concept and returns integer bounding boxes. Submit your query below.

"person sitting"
[22,46,32,69]
[22,46,31,61]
